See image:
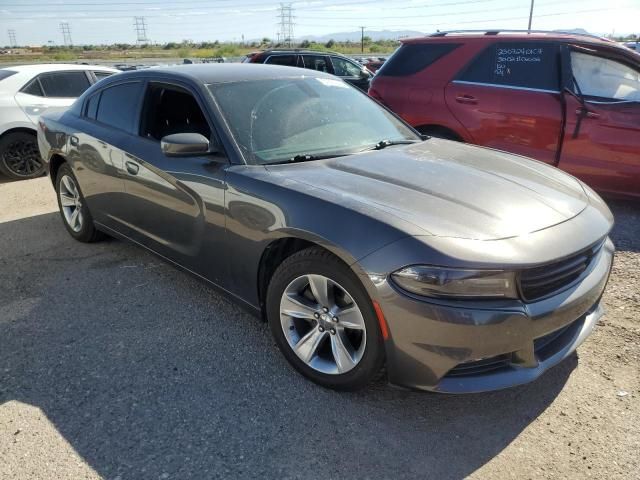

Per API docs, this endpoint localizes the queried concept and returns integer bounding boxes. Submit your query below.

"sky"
[0,0,638,46]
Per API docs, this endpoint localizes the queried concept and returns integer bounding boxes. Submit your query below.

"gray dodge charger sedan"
[37,64,614,393]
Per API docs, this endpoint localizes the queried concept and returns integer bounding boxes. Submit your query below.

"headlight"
[391,266,518,299]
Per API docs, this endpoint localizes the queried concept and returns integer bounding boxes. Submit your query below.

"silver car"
[38,64,614,392]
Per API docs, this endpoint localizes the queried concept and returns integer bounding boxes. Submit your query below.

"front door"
[118,81,229,284]
[560,47,640,198]
[329,55,371,91]
[445,40,563,164]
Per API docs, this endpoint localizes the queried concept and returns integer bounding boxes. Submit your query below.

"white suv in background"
[0,64,118,179]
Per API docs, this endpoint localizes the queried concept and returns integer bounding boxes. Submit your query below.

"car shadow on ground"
[0,209,614,480]
[606,199,640,253]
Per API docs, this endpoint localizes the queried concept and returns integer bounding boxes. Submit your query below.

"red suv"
[369,30,640,199]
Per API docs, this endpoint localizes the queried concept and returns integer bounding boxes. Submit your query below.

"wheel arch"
[48,153,68,186]
[0,126,37,140]
[415,124,464,141]
[256,234,361,321]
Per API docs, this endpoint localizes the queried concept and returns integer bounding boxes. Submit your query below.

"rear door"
[560,47,640,197]
[14,70,92,124]
[445,41,563,164]
[71,80,144,229]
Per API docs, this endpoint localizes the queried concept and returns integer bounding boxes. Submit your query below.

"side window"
[571,51,640,101]
[302,55,329,73]
[95,82,143,133]
[378,43,459,76]
[38,71,91,97]
[330,56,362,77]
[85,92,100,120]
[265,55,297,67]
[93,71,114,83]
[458,42,560,91]
[140,83,211,141]
[21,78,44,97]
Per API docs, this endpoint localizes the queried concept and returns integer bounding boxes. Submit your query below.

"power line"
[8,29,17,47]
[134,16,149,45]
[60,22,72,46]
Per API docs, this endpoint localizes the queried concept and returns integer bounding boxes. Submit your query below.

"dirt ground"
[0,176,638,479]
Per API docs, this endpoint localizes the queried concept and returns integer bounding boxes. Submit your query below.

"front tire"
[55,163,105,243]
[266,247,385,391]
[0,131,45,179]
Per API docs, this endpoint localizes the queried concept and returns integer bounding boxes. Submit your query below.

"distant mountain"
[296,30,425,43]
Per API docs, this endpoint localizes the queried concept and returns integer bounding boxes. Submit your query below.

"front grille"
[519,242,602,302]
[445,353,511,377]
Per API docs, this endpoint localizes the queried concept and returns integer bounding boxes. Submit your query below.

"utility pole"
[134,16,149,45]
[359,26,366,53]
[60,22,72,46]
[8,29,17,48]
[527,0,534,32]
[278,3,294,47]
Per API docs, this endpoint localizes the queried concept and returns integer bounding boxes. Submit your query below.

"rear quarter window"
[457,41,561,91]
[0,69,17,82]
[377,43,460,76]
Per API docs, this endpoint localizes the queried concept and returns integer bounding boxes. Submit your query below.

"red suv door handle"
[576,108,600,119]
[455,94,478,105]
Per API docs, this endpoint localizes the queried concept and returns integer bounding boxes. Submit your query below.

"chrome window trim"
[452,80,560,94]
[585,99,639,105]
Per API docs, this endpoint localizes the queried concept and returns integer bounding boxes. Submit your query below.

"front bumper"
[371,238,614,393]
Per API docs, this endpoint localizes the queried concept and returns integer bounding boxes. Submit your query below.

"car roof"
[114,63,335,84]
[254,49,347,56]
[1,63,119,73]
[402,31,618,48]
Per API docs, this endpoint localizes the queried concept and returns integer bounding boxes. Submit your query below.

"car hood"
[266,139,588,240]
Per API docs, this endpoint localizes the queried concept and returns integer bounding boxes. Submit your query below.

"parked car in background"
[369,30,640,199]
[364,59,385,73]
[243,49,373,90]
[38,64,614,393]
[0,63,118,179]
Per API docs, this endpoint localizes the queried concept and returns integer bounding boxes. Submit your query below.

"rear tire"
[55,163,105,243]
[0,131,45,179]
[266,247,385,391]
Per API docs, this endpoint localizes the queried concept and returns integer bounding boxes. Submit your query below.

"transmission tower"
[8,29,17,48]
[277,3,294,47]
[134,16,149,45]
[60,22,72,46]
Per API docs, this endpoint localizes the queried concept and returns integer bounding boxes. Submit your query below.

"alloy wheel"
[59,175,84,233]
[2,139,43,177]
[280,274,367,375]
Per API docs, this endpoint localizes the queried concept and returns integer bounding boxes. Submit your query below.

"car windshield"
[207,76,419,164]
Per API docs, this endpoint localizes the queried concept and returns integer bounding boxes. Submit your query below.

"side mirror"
[161,133,215,157]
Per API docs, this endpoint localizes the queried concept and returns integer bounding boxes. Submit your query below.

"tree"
[325,39,335,49]
[300,39,311,48]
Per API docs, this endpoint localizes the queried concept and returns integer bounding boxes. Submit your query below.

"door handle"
[455,94,478,105]
[125,161,139,175]
[69,135,79,146]
[575,108,600,119]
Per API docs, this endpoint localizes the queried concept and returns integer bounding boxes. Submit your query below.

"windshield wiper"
[267,153,348,165]
[372,139,421,150]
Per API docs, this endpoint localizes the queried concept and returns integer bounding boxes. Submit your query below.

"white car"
[0,64,119,179]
